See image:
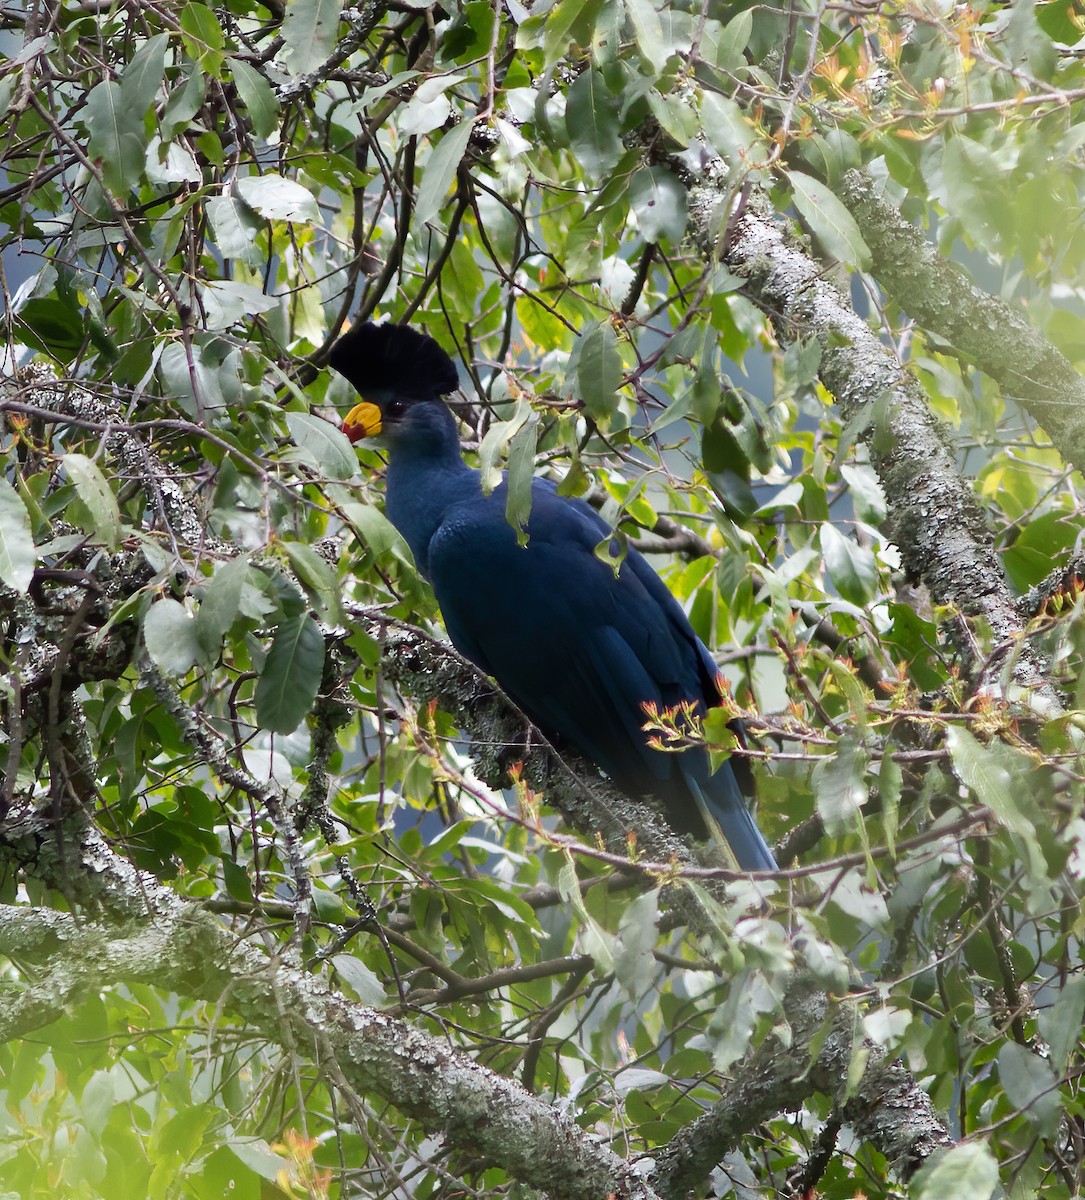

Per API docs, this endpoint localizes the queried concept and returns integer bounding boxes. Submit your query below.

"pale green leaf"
[281,0,344,77]
[195,555,251,657]
[236,173,319,223]
[332,954,386,1006]
[283,541,342,623]
[84,80,146,195]
[64,452,121,548]
[0,478,36,592]
[144,598,201,677]
[414,119,474,229]
[629,166,688,242]
[206,194,262,264]
[912,1143,998,1200]
[820,521,877,605]
[286,411,359,481]
[565,68,622,179]
[230,58,279,140]
[1038,976,1085,1073]
[946,726,1031,836]
[788,170,871,268]
[998,1042,1061,1133]
[120,32,169,117]
[812,736,868,833]
[179,3,226,76]
[574,320,623,423]
[624,0,667,73]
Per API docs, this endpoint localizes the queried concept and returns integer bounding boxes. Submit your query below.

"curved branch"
[839,170,1085,476]
[0,824,660,1200]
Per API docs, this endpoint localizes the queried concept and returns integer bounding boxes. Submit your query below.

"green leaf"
[199,280,277,330]
[0,477,36,592]
[628,166,688,243]
[281,0,344,77]
[998,1042,1061,1134]
[624,0,667,73]
[230,59,279,140]
[144,598,201,677]
[812,736,868,834]
[614,889,659,1002]
[84,80,146,195]
[332,954,386,1006]
[414,119,474,229]
[195,555,251,658]
[121,33,169,117]
[565,68,622,179]
[64,452,121,548]
[161,69,206,141]
[946,726,1031,837]
[235,174,319,223]
[179,4,226,77]
[788,170,870,268]
[206,194,262,264]
[504,410,539,539]
[283,542,342,623]
[819,522,876,605]
[255,612,325,734]
[1038,975,1085,1073]
[575,320,623,423]
[80,1070,116,1139]
[286,411,358,481]
[912,1143,998,1200]
[702,92,758,159]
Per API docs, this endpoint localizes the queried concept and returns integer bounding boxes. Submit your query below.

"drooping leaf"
[84,80,146,195]
[195,555,251,658]
[230,59,279,140]
[812,736,868,834]
[628,166,688,243]
[206,194,262,264]
[281,0,344,77]
[997,1042,1061,1134]
[0,478,36,592]
[414,120,474,229]
[235,174,319,223]
[624,0,667,73]
[63,452,121,549]
[574,320,623,423]
[565,68,622,180]
[788,169,871,269]
[283,542,342,623]
[179,4,226,77]
[286,411,358,481]
[144,598,201,677]
[912,1143,998,1200]
[254,612,325,734]
[120,32,169,117]
[819,521,877,605]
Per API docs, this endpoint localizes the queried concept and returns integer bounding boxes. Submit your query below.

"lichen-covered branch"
[686,177,1056,706]
[0,821,660,1200]
[839,170,1085,476]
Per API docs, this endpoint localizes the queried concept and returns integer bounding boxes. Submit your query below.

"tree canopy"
[2,0,1085,1197]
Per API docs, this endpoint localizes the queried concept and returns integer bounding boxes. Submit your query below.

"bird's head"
[330,322,460,449]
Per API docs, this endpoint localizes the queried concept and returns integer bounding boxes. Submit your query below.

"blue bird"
[331,322,776,872]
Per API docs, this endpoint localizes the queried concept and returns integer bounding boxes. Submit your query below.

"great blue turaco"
[332,321,776,872]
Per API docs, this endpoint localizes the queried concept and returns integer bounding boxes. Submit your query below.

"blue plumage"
[332,322,776,872]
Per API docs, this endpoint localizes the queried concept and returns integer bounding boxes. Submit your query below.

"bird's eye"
[387,399,407,418]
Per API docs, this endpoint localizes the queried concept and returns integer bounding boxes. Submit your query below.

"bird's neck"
[386,414,477,575]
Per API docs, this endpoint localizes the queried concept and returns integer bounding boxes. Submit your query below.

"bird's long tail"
[683,765,777,872]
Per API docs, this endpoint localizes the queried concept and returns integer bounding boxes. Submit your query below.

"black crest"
[329,322,460,399]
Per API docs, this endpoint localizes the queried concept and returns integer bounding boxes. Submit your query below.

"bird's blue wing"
[427,480,776,869]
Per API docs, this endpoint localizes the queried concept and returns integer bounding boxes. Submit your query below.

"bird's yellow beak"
[342,401,383,443]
